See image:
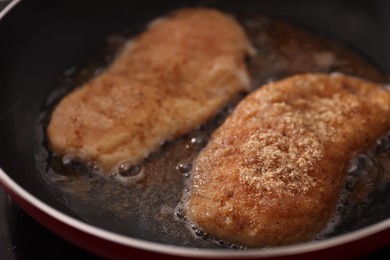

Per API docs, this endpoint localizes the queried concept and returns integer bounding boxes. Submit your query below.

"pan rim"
[0,0,389,258]
[0,0,21,20]
[1,167,389,258]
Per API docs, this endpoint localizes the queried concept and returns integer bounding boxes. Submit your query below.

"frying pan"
[0,0,389,259]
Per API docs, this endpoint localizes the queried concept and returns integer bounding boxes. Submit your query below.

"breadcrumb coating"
[186,73,390,247]
[47,8,253,174]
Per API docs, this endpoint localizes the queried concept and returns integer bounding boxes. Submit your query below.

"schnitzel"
[47,8,253,175]
[185,73,390,246]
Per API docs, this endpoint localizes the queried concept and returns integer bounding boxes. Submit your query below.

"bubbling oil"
[35,13,390,248]
[316,145,390,240]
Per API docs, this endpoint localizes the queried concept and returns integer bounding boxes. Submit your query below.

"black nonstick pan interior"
[1,0,389,258]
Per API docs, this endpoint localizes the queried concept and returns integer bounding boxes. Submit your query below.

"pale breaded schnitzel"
[185,73,390,247]
[47,8,253,174]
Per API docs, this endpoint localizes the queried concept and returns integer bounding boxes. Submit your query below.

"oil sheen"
[34,13,390,248]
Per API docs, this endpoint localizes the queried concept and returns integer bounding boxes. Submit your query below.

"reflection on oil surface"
[35,10,390,248]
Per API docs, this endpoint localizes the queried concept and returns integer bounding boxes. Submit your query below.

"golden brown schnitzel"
[185,73,390,247]
[47,8,253,175]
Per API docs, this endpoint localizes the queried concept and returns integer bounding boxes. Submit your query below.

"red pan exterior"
[0,0,389,259]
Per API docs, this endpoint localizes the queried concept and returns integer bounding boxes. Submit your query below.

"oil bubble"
[61,153,88,172]
[114,162,145,184]
[187,134,208,149]
[347,153,383,194]
[176,161,192,175]
[175,210,185,220]
[118,162,142,177]
[375,133,390,155]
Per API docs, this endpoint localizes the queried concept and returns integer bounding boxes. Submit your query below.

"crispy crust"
[186,73,390,247]
[47,8,253,174]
